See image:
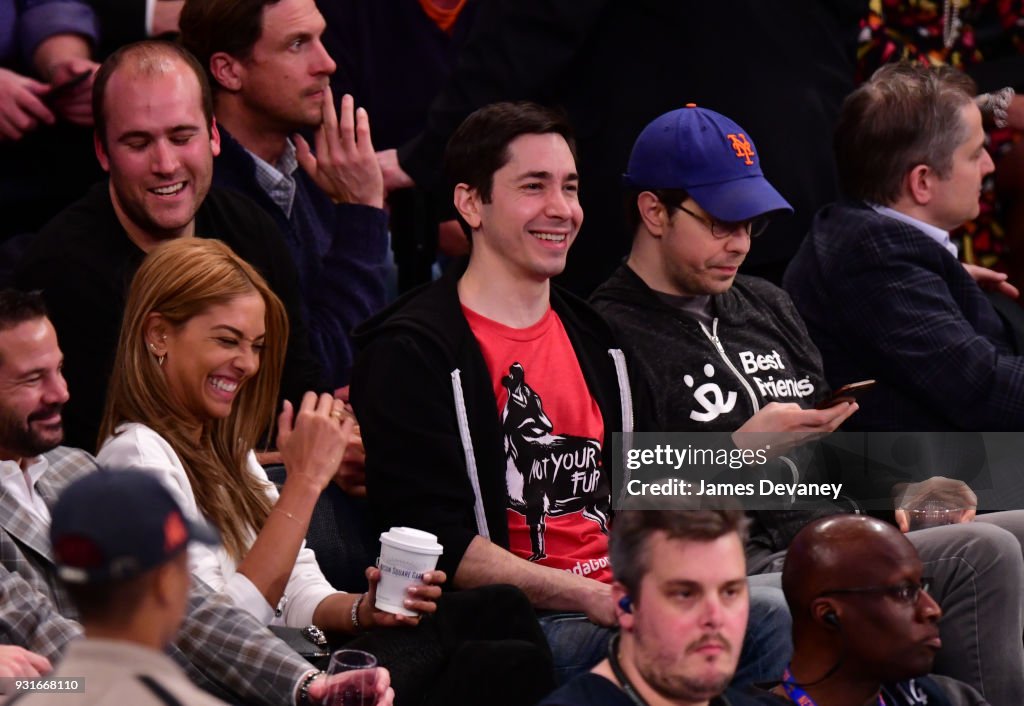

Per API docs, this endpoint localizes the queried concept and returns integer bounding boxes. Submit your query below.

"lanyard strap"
[608,633,650,706]
[781,667,886,706]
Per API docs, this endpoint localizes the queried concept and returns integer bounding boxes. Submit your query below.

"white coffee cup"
[375,527,443,616]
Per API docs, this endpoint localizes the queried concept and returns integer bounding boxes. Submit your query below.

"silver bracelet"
[297,669,324,706]
[350,592,365,632]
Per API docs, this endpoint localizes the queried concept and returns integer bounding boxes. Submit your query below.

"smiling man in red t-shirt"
[352,101,790,686]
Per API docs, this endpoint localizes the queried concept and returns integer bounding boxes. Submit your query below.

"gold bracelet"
[273,507,303,525]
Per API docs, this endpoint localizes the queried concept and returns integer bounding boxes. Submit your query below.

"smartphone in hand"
[43,69,93,106]
[814,379,876,410]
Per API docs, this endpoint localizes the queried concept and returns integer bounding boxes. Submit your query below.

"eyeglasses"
[676,203,770,239]
[818,578,932,605]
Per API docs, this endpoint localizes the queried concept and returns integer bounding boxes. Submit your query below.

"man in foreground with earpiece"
[538,508,764,706]
[762,515,988,706]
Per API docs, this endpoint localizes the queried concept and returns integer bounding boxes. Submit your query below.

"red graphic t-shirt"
[464,305,611,584]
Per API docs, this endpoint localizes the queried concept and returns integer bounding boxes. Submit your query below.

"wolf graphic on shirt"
[501,362,609,561]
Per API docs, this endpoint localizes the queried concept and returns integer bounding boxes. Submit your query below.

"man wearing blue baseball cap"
[591,104,857,438]
[592,104,1024,705]
[15,470,228,705]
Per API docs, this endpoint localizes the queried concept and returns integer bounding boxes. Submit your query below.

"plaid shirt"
[250,140,299,218]
[0,447,311,704]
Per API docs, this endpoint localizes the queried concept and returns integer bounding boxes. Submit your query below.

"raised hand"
[295,89,384,208]
[277,392,354,493]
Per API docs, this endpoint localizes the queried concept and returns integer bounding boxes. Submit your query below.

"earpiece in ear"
[618,595,633,614]
[824,612,840,627]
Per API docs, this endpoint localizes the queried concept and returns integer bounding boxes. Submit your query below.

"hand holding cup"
[317,650,392,706]
[358,527,445,628]
[895,476,976,533]
[361,565,444,629]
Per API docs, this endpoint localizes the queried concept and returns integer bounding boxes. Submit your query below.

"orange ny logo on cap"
[727,133,755,165]
[164,511,188,553]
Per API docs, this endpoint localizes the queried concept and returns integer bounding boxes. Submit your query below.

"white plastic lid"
[379,526,443,555]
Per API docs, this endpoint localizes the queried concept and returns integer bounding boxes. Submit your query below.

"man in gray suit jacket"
[0,289,334,705]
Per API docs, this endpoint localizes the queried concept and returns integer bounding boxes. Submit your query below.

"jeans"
[538,577,792,685]
[908,511,1024,706]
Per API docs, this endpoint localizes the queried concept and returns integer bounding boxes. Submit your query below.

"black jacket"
[784,201,1024,431]
[591,265,830,431]
[590,265,898,561]
[213,126,390,388]
[350,264,641,579]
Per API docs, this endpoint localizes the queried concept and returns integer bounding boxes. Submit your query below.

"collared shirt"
[0,455,52,527]
[250,140,299,218]
[870,204,958,258]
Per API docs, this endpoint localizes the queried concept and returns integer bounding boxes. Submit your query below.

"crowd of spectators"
[2,1,1024,705]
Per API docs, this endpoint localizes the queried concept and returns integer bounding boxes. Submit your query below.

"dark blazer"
[784,201,1024,431]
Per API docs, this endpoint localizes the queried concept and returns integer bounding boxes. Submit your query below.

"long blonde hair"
[100,238,289,559]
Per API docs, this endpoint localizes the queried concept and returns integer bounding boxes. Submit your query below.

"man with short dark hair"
[351,101,790,686]
[784,61,1024,431]
[761,515,987,706]
[179,0,390,388]
[15,40,326,452]
[539,508,764,706]
[0,288,353,705]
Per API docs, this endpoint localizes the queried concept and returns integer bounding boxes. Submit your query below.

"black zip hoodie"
[591,265,831,431]
[350,263,641,579]
[591,265,856,564]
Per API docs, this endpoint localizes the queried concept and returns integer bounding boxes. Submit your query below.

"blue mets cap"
[622,105,793,222]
